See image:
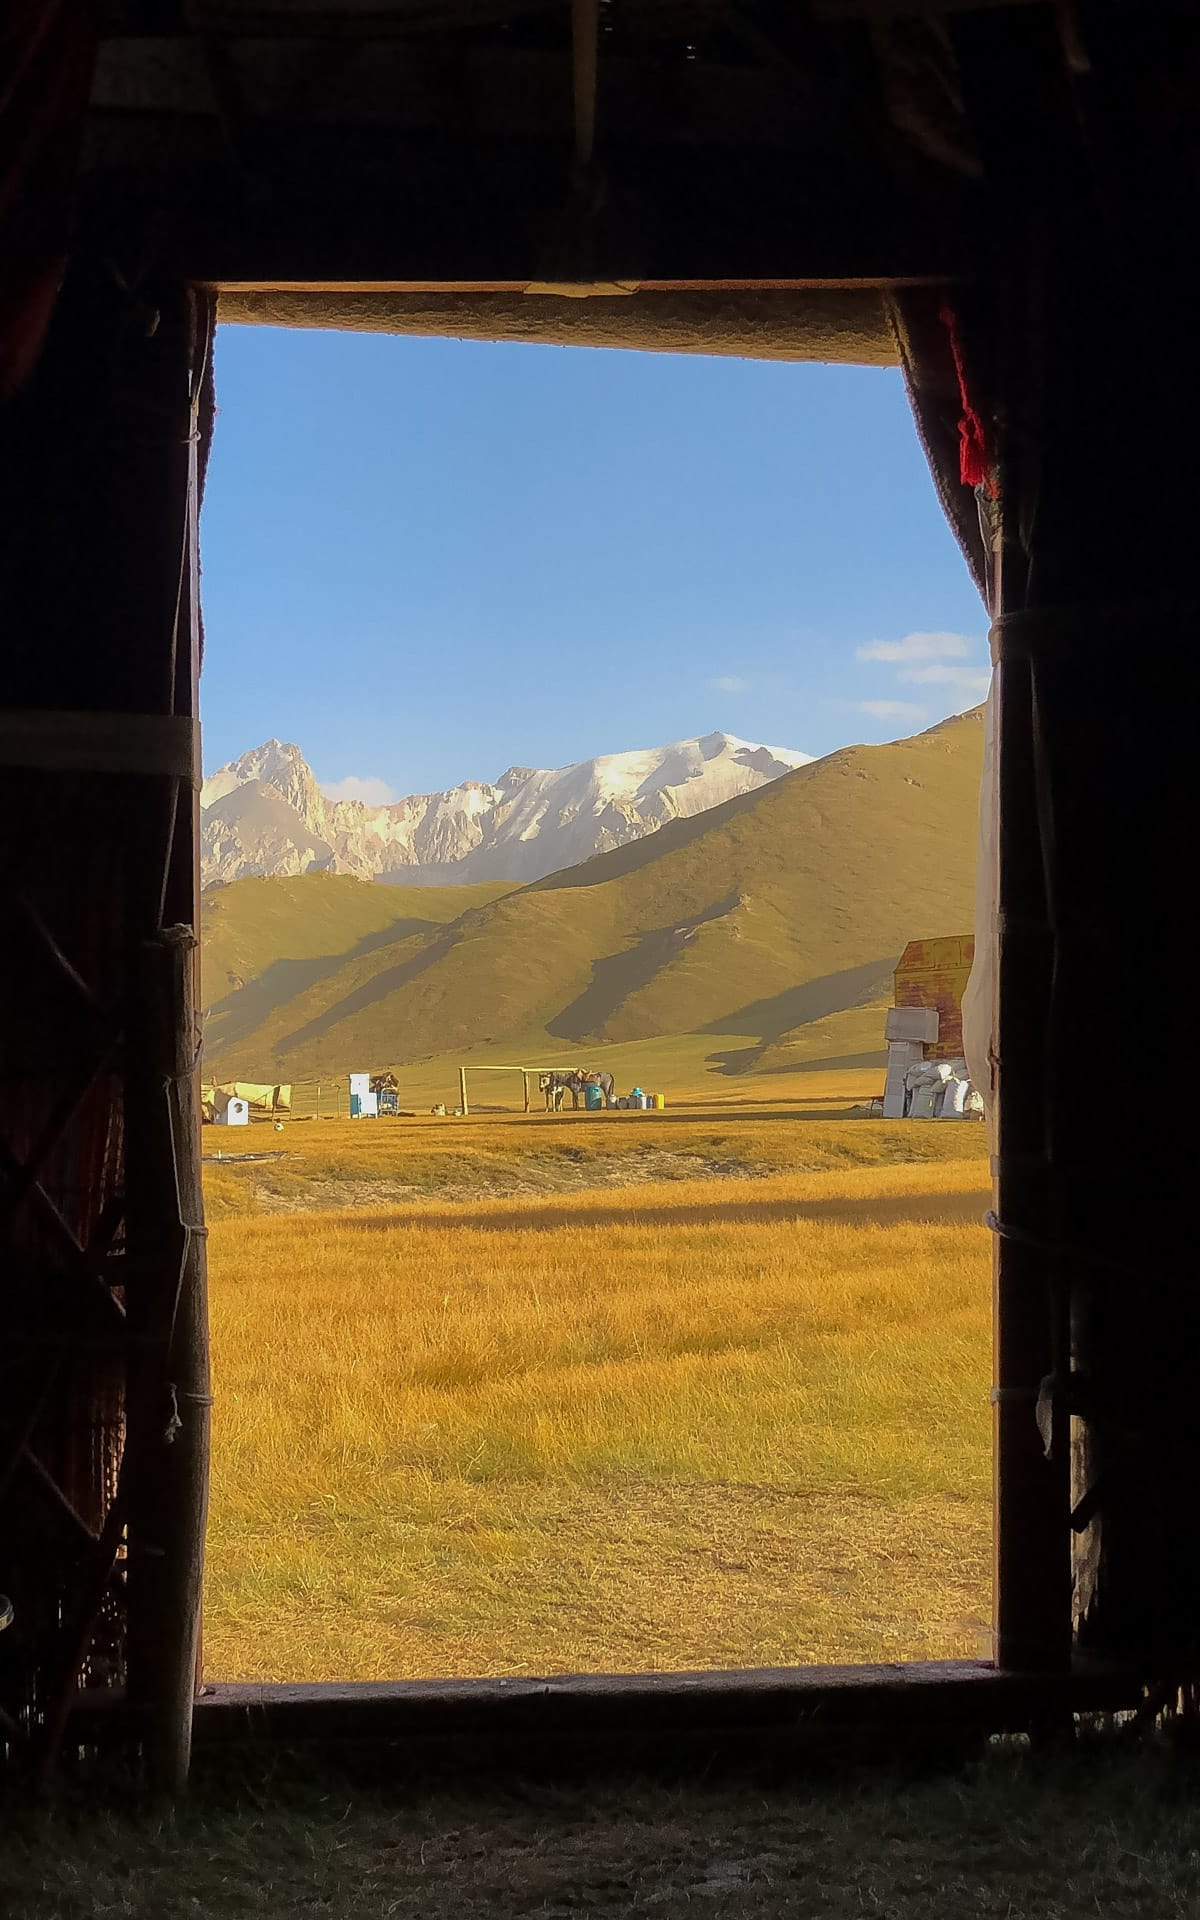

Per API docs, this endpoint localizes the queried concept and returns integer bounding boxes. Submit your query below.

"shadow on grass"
[704,958,899,1048]
[548,895,740,1044]
[459,1105,879,1130]
[763,1049,889,1074]
[205,918,448,1057]
[272,930,458,1054]
[330,1186,992,1239]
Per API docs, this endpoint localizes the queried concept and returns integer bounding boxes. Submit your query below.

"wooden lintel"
[90,37,842,153]
[82,33,969,289]
[813,0,1045,17]
[76,132,963,287]
[69,1658,1143,1754]
[210,277,946,295]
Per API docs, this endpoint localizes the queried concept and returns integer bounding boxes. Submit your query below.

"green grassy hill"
[202,875,515,1064]
[200,710,983,1094]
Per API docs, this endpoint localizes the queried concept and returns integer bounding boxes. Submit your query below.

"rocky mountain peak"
[200,730,813,889]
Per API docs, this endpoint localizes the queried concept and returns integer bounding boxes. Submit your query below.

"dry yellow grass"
[203,1118,993,1681]
[202,1101,987,1216]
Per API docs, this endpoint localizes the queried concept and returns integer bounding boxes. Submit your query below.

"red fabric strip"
[940,301,997,497]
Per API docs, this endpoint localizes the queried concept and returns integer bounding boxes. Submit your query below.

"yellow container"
[653,1093,666,1110]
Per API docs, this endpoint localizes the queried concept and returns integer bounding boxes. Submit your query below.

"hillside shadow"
[759,1048,888,1076]
[706,1043,888,1076]
[704,957,898,1049]
[548,894,740,1043]
[269,930,460,1055]
[335,1185,990,1239]
[204,918,446,1057]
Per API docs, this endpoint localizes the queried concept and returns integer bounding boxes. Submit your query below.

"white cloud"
[321,774,397,806]
[897,663,991,702]
[857,700,928,721]
[709,674,748,693]
[856,631,975,664]
[854,629,990,725]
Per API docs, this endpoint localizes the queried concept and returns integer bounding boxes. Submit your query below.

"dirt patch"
[247,1148,768,1213]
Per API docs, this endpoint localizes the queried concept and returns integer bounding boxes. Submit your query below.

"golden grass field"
[202,1095,993,1681]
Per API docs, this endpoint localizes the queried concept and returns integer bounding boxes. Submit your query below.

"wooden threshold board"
[183,1658,1139,1746]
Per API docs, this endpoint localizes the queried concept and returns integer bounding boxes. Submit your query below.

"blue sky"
[200,327,988,802]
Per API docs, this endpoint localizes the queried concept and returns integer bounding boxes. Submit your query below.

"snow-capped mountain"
[200,732,814,888]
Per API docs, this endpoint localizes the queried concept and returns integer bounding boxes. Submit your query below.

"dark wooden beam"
[78,122,966,285]
[213,278,931,291]
[0,268,212,1788]
[63,1658,1137,1753]
[68,1659,1143,1761]
[813,0,1047,17]
[997,9,1200,1684]
[937,0,1086,1684]
[90,37,844,149]
[947,2,1200,1687]
[177,0,570,36]
[82,27,975,286]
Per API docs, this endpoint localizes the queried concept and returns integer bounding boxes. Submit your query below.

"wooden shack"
[894,936,975,1062]
[2,0,1197,1789]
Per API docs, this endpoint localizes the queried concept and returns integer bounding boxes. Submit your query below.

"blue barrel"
[584,1083,604,1111]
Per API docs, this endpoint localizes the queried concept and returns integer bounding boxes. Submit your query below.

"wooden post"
[522,1071,531,1114]
[951,0,1200,1678]
[943,7,1085,1679]
[0,268,213,1784]
[991,615,1071,1671]
[126,927,211,1795]
[1024,47,1197,1672]
[976,284,1073,1672]
[459,1067,469,1116]
[121,284,213,1793]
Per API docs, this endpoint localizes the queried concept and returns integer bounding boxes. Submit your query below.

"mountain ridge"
[201,709,983,1090]
[200,730,813,888]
